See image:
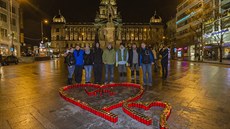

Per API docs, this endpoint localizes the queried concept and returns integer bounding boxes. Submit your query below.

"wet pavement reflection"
[0,59,230,129]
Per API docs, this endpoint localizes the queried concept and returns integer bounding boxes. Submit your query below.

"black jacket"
[0,54,2,62]
[159,48,169,63]
[84,51,94,65]
[66,53,76,66]
[93,48,103,64]
[128,48,140,65]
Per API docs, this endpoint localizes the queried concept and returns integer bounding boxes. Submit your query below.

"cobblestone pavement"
[0,59,230,129]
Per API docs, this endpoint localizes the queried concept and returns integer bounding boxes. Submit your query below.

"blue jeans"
[105,64,114,83]
[84,65,93,82]
[142,63,152,85]
[68,65,75,78]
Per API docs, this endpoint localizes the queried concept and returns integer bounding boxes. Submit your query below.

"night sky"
[21,0,178,45]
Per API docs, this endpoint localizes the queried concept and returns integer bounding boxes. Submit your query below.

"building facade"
[166,18,176,58]
[176,0,230,60]
[0,0,21,56]
[203,0,230,59]
[51,0,164,53]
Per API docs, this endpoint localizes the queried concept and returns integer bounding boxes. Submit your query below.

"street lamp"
[41,19,48,44]
[131,33,134,43]
[82,32,85,41]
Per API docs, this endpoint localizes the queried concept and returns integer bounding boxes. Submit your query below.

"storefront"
[204,45,219,60]
[0,44,9,56]
[188,45,195,56]
[223,43,230,59]
[177,48,183,58]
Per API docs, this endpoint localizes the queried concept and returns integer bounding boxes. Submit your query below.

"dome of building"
[150,11,162,24]
[53,10,66,23]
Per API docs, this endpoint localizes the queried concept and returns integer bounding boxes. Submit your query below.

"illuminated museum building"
[50,0,164,53]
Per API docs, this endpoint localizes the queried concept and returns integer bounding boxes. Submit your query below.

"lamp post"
[41,19,48,44]
[9,0,15,56]
[131,33,134,43]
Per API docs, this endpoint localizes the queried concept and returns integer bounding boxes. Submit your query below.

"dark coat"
[140,48,154,65]
[66,53,76,66]
[84,51,94,65]
[128,48,140,65]
[93,48,103,64]
[159,48,169,63]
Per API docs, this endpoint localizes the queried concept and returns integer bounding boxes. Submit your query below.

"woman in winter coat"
[65,48,76,85]
[93,42,103,84]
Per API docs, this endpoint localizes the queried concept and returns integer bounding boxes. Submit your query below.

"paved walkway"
[0,59,230,129]
[176,57,230,65]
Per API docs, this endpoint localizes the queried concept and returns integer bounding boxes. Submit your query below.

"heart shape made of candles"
[59,83,144,123]
[122,101,172,129]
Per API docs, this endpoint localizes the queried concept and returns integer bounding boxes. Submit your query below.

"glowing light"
[178,48,182,51]
[176,12,196,25]
[204,29,229,38]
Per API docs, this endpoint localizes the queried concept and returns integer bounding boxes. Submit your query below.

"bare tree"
[212,13,229,62]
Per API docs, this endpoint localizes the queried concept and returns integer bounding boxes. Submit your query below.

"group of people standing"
[65,42,169,86]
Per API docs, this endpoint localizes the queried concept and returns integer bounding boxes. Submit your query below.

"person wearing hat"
[103,43,116,84]
[66,48,76,85]
[116,42,129,82]
[93,42,103,84]
[73,44,84,83]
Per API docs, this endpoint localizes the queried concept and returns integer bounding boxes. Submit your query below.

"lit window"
[0,0,7,9]
[0,13,7,22]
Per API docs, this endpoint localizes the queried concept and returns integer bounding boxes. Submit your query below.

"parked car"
[1,55,19,66]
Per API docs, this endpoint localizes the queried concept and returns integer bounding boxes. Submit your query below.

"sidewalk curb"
[172,59,230,66]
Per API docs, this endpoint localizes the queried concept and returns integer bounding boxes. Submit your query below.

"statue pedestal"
[104,22,115,46]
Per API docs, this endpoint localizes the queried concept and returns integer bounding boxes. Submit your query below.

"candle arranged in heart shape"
[59,83,171,128]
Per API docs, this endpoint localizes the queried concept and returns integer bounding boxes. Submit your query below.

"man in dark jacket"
[93,42,103,84]
[159,45,169,79]
[140,43,154,86]
[73,44,84,83]
[128,43,140,83]
[66,48,75,85]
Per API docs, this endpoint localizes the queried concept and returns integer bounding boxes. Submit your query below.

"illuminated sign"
[204,29,229,38]
[176,12,196,25]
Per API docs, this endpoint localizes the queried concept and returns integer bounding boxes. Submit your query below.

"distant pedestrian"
[159,45,169,79]
[84,44,93,83]
[65,48,75,85]
[0,53,2,67]
[73,44,84,83]
[103,43,116,84]
[116,43,129,82]
[152,47,158,72]
[212,51,215,60]
[93,42,103,84]
[140,43,154,86]
[128,43,140,83]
